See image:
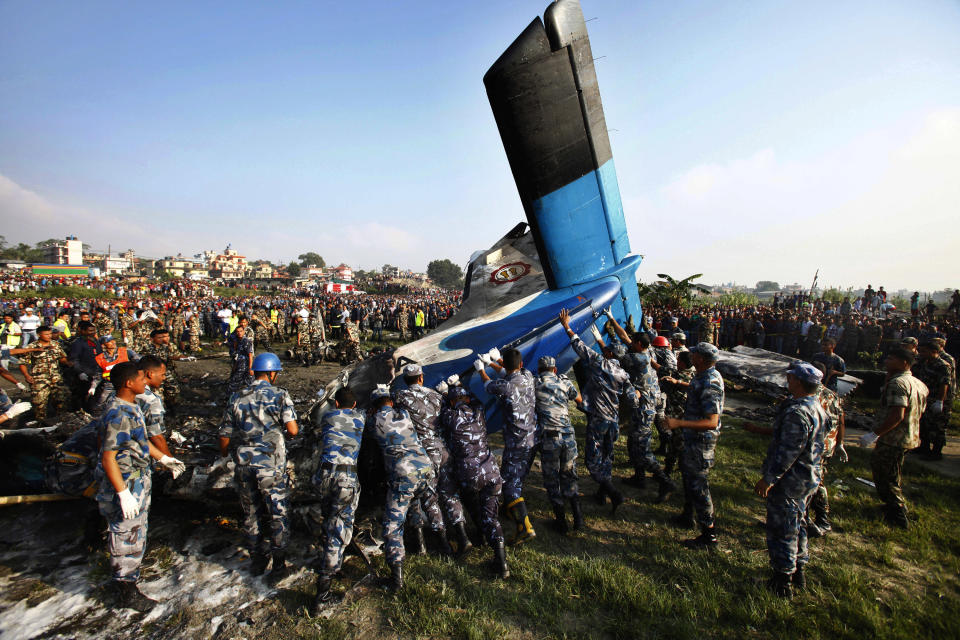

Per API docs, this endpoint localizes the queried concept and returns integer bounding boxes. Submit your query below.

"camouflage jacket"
[761,395,827,499]
[94,315,114,339]
[665,367,694,418]
[136,386,165,438]
[878,372,927,449]
[815,386,843,457]
[21,342,67,383]
[913,356,951,409]
[369,405,434,482]
[682,366,724,437]
[394,383,448,461]
[634,357,661,415]
[652,347,677,376]
[97,396,151,492]
[441,397,495,467]
[219,379,297,467]
[534,371,578,433]
[572,335,636,422]
[142,341,182,373]
[940,352,957,407]
[316,408,364,468]
[485,368,538,450]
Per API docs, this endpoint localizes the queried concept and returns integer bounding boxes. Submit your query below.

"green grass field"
[253,399,960,640]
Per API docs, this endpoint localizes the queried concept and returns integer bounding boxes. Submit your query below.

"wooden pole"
[0,493,81,507]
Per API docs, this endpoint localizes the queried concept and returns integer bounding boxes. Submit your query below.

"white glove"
[446,374,460,387]
[158,455,186,479]
[87,384,97,397]
[589,325,603,342]
[117,488,140,519]
[930,400,943,414]
[16,382,26,391]
[436,381,449,394]
[78,373,89,382]
[183,356,197,362]
[488,347,501,362]
[836,444,848,463]
[859,432,879,448]
[473,358,485,372]
[3,401,31,419]
[479,353,492,366]
[604,307,615,320]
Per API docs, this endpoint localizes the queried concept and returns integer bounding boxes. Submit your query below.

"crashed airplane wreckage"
[1,0,644,511]
[717,346,863,398]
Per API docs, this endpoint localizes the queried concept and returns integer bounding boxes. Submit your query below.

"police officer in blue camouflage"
[534,355,584,534]
[475,346,538,544]
[665,342,724,549]
[441,386,510,578]
[394,363,467,555]
[369,384,447,592]
[310,387,365,613]
[560,309,636,513]
[136,355,172,457]
[754,362,828,598]
[96,361,185,612]
[218,352,299,582]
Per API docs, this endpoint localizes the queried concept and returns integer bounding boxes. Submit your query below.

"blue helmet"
[252,352,283,372]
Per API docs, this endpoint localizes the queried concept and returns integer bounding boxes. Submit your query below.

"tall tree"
[298,252,325,268]
[427,259,464,289]
[286,263,302,277]
[755,280,780,292]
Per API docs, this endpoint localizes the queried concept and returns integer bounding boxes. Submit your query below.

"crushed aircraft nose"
[716,346,862,398]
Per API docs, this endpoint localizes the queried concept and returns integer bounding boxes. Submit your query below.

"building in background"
[44,236,83,265]
[208,246,248,280]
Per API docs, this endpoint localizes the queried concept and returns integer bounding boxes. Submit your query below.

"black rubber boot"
[492,541,510,579]
[792,565,806,591]
[388,562,404,592]
[310,575,333,616]
[924,444,944,461]
[883,505,909,529]
[250,551,270,576]
[593,483,608,506]
[115,580,157,613]
[268,551,291,584]
[682,526,718,550]
[569,497,585,531]
[432,529,454,556]
[412,527,427,555]
[654,472,678,504]
[602,480,624,515]
[508,498,536,545]
[452,522,473,558]
[767,572,793,599]
[550,504,569,535]
[624,469,645,488]
[671,504,695,528]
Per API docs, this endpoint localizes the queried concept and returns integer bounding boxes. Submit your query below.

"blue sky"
[1,0,958,290]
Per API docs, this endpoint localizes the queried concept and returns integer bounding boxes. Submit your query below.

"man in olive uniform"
[142,329,186,410]
[912,341,950,460]
[18,326,71,420]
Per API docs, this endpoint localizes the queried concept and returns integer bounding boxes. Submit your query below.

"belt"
[320,461,356,474]
[543,429,568,438]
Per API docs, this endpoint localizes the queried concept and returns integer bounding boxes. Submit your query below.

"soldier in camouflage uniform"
[187,309,202,353]
[650,336,677,457]
[368,385,446,591]
[310,387,365,613]
[661,350,694,476]
[806,364,846,537]
[913,341,951,460]
[626,347,679,503]
[132,309,161,353]
[933,337,956,448]
[861,347,927,528]
[341,319,362,363]
[96,361,185,612]
[219,353,299,581]
[227,325,255,393]
[754,362,828,598]
[534,355,584,534]
[141,329,184,410]
[171,306,187,350]
[18,326,71,420]
[665,342,724,549]
[251,307,273,350]
[441,386,510,578]
[136,355,171,456]
[93,307,114,341]
[564,310,635,513]
[862,318,882,354]
[120,308,137,347]
[475,347,538,544]
[398,305,409,341]
[394,364,466,554]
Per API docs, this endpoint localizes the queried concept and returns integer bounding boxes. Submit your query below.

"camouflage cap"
[370,384,392,401]
[672,332,686,342]
[448,386,470,400]
[99,335,116,345]
[402,363,423,377]
[786,361,823,385]
[690,342,720,361]
[901,337,918,346]
[538,355,556,369]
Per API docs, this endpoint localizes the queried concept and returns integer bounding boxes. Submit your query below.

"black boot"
[411,527,427,555]
[310,575,333,616]
[683,526,718,550]
[250,551,270,576]
[492,541,510,579]
[452,522,473,558]
[569,497,585,531]
[432,529,454,556]
[670,506,695,529]
[268,551,291,584]
[114,580,157,613]
[603,480,624,515]
[792,565,806,591]
[767,572,793,599]
[654,472,678,504]
[924,444,944,461]
[593,483,608,506]
[883,505,909,529]
[388,562,404,592]
[550,504,569,535]
[624,469,645,488]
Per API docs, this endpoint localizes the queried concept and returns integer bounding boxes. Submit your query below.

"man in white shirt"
[19,308,41,346]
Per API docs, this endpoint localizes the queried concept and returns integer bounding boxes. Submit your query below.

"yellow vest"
[54,319,72,339]
[270,309,278,324]
[228,316,239,333]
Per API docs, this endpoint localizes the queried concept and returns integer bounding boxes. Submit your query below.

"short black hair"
[111,361,141,390]
[887,347,915,367]
[632,333,651,348]
[403,374,421,385]
[37,325,53,334]
[334,387,356,407]
[797,378,820,394]
[137,355,165,372]
[677,350,693,368]
[151,328,169,337]
[77,320,94,331]
[502,348,522,371]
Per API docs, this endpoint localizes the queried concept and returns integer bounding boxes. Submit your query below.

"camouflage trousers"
[160,377,180,409]
[501,444,534,503]
[310,469,360,579]
[342,340,362,363]
[541,429,579,507]
[870,443,908,511]
[766,489,812,575]
[188,332,201,352]
[385,471,443,565]
[30,380,67,421]
[235,463,290,554]
[455,453,504,547]
[98,471,152,582]
[434,459,466,526]
[680,432,718,528]
[920,412,948,451]
[628,410,663,475]
[808,456,832,521]
[227,362,253,393]
[585,417,620,484]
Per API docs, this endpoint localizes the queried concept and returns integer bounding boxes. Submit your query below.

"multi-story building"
[248,262,274,279]
[158,254,208,278]
[208,247,248,280]
[103,256,132,275]
[331,263,353,282]
[44,236,83,265]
